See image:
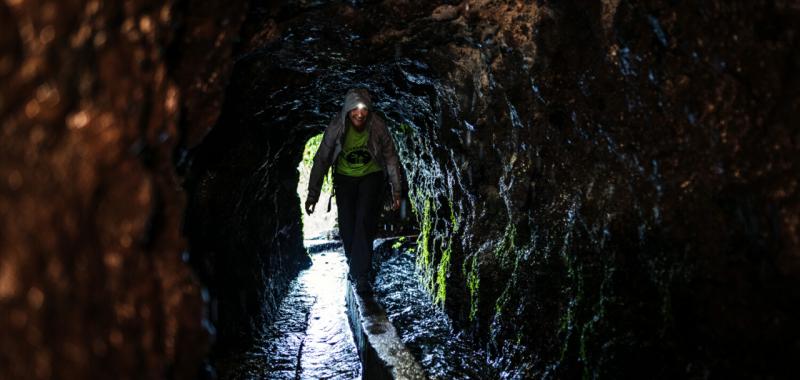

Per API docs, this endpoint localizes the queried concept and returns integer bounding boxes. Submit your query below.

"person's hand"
[305,200,316,215]
[392,195,401,211]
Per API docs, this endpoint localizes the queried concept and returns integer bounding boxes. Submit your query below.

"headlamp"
[355,102,367,110]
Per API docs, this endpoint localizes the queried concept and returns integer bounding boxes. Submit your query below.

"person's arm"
[306,117,339,214]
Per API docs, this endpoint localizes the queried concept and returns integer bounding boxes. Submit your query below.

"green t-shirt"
[336,124,383,177]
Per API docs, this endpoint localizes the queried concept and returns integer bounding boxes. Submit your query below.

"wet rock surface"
[373,239,497,379]
[3,0,799,378]
[394,3,800,378]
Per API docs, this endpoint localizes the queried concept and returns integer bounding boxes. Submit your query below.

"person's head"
[349,102,369,129]
[343,88,372,131]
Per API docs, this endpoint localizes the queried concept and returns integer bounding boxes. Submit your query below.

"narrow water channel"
[219,239,502,379]
[221,240,361,379]
[374,242,500,379]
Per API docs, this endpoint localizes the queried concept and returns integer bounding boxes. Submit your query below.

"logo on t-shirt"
[344,149,372,165]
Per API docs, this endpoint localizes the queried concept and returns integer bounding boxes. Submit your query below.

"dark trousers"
[334,171,384,280]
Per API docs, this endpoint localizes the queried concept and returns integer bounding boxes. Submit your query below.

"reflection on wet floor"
[223,241,360,379]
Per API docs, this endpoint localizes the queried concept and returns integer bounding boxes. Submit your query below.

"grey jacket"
[307,88,402,204]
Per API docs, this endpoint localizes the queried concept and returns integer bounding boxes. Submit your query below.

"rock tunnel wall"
[192,0,800,377]
[182,54,313,354]
[0,0,247,378]
[386,1,800,378]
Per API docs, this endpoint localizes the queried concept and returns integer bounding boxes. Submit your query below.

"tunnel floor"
[217,237,498,379]
[219,239,361,379]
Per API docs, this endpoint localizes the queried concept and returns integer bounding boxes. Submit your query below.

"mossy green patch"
[448,198,459,231]
[465,254,480,321]
[392,236,406,251]
[413,195,459,307]
[495,224,517,265]
[494,279,513,317]
[492,223,519,316]
[398,123,414,135]
[416,197,435,292]
[435,244,451,305]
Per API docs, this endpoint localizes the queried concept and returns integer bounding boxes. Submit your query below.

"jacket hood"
[342,88,373,114]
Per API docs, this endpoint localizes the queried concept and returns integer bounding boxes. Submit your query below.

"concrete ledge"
[304,239,343,254]
[346,283,428,380]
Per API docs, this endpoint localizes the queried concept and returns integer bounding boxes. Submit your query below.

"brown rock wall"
[0,1,246,378]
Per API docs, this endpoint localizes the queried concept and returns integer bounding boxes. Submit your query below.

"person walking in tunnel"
[305,88,403,293]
